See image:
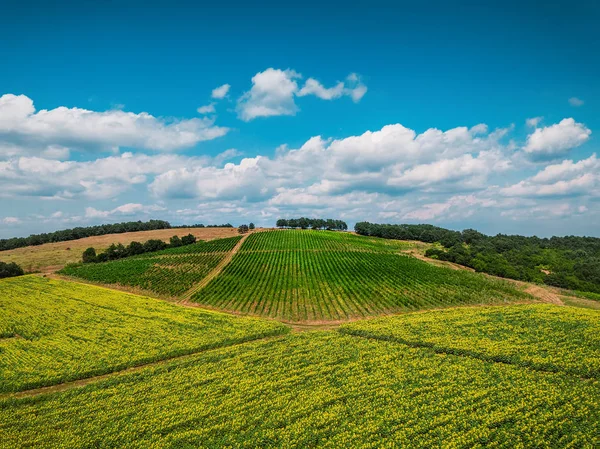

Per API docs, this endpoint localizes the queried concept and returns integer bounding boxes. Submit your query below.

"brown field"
[0,227,245,273]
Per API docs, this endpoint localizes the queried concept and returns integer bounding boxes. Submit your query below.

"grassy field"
[1,304,597,448]
[59,236,242,297]
[0,275,286,393]
[0,227,240,273]
[193,230,531,321]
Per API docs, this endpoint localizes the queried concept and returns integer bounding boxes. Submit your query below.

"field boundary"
[340,329,596,380]
[1,333,286,400]
[180,233,250,302]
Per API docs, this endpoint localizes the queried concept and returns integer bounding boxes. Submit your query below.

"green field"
[193,230,530,321]
[59,236,241,296]
[0,275,285,393]
[1,304,597,448]
[341,304,600,379]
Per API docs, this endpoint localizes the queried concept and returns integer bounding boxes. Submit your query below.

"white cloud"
[211,84,231,99]
[85,203,165,219]
[0,152,212,200]
[523,118,591,160]
[197,103,216,114]
[501,154,599,198]
[236,69,301,121]
[569,97,584,107]
[1,217,20,224]
[526,117,542,127]
[297,79,345,100]
[236,69,368,121]
[150,122,512,202]
[0,93,228,154]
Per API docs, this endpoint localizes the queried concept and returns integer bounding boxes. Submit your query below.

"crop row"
[2,331,597,448]
[194,248,530,321]
[60,236,241,296]
[240,230,419,253]
[340,304,600,379]
[0,275,286,393]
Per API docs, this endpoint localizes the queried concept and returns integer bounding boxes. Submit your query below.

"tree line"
[0,220,171,252]
[172,223,233,228]
[355,222,600,294]
[276,218,348,231]
[82,234,197,263]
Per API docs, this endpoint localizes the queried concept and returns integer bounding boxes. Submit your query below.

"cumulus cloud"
[197,103,216,114]
[501,154,599,198]
[236,69,368,121]
[236,69,301,121]
[569,97,584,107]
[0,93,228,154]
[85,203,165,219]
[211,84,231,99]
[150,122,512,203]
[523,118,591,160]
[0,152,214,200]
[1,217,20,224]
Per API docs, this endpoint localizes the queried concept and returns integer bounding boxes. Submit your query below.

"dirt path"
[1,333,285,400]
[180,233,250,302]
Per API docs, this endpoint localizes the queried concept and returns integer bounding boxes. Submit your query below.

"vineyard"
[2,306,598,448]
[59,236,241,296]
[193,230,531,321]
[0,275,286,393]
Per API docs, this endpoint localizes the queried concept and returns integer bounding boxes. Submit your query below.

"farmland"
[1,304,598,448]
[340,304,600,379]
[60,236,242,297]
[0,275,286,393]
[0,227,240,273]
[193,230,531,321]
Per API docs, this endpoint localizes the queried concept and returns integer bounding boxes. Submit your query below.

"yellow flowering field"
[340,304,600,379]
[1,331,597,448]
[0,275,287,393]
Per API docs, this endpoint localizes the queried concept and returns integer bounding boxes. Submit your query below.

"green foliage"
[0,275,286,393]
[194,230,529,321]
[2,312,597,447]
[0,262,24,279]
[341,304,600,379]
[356,222,600,294]
[238,224,249,234]
[248,222,255,230]
[61,236,242,296]
[0,220,171,252]
[276,217,348,230]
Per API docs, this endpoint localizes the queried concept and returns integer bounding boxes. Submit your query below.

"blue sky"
[0,0,599,238]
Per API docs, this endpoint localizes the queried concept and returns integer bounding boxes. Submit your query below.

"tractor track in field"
[0,333,286,400]
[180,233,250,303]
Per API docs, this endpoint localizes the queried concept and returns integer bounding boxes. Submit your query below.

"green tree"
[82,247,97,263]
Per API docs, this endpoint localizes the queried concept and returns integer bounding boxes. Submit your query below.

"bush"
[0,262,24,279]
[82,247,97,264]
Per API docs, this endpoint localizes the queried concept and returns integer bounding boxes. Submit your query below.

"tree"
[127,241,145,256]
[238,224,249,234]
[0,261,24,278]
[82,247,97,263]
[144,239,167,253]
[169,235,183,248]
[181,234,197,245]
[276,219,287,228]
[249,222,255,230]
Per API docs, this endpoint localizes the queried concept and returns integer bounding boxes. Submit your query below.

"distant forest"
[355,222,600,295]
[276,218,348,231]
[0,221,239,252]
